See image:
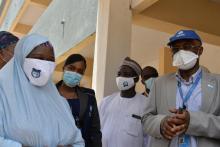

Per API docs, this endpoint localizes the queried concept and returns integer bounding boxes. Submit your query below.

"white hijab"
[0,34,84,147]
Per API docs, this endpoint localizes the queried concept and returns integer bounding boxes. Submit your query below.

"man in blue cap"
[142,30,220,147]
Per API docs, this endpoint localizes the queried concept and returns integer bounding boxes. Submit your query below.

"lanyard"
[178,71,202,108]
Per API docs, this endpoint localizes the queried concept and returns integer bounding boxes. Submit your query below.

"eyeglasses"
[170,45,201,51]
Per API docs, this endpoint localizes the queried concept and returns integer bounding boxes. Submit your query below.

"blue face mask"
[63,70,82,87]
[144,77,156,90]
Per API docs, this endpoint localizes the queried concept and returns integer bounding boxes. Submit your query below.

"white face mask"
[23,58,55,86]
[172,50,198,70]
[116,77,135,91]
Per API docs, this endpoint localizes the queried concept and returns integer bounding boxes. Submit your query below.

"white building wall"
[30,0,98,57]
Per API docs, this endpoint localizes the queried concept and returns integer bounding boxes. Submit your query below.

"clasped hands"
[160,108,190,140]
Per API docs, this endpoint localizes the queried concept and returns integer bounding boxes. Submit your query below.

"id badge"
[178,135,190,147]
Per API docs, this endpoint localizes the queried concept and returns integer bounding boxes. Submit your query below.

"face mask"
[172,50,198,70]
[63,70,82,87]
[23,58,55,86]
[116,77,135,91]
[144,77,156,90]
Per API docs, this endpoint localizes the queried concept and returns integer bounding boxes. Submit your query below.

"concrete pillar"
[92,0,132,102]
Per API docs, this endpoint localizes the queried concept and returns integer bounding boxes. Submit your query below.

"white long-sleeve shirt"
[99,92,149,147]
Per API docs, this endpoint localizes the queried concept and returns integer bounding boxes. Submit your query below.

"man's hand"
[160,116,179,140]
[160,108,190,140]
[169,108,190,135]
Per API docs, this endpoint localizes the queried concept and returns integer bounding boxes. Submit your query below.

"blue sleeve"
[71,128,85,147]
[0,137,22,147]
[0,96,22,147]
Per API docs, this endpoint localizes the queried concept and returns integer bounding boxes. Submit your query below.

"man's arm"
[141,80,166,138]
[186,111,220,139]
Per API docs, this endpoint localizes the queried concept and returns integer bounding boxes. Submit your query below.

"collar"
[176,67,202,85]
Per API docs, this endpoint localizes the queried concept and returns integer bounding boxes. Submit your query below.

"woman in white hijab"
[0,34,84,147]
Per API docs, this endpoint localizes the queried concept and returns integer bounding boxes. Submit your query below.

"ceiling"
[0,0,7,26]
[8,0,52,37]
[211,0,220,3]
[0,0,3,12]
[19,4,46,26]
[141,0,220,37]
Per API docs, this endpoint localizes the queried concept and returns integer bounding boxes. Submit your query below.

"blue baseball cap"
[168,30,202,45]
